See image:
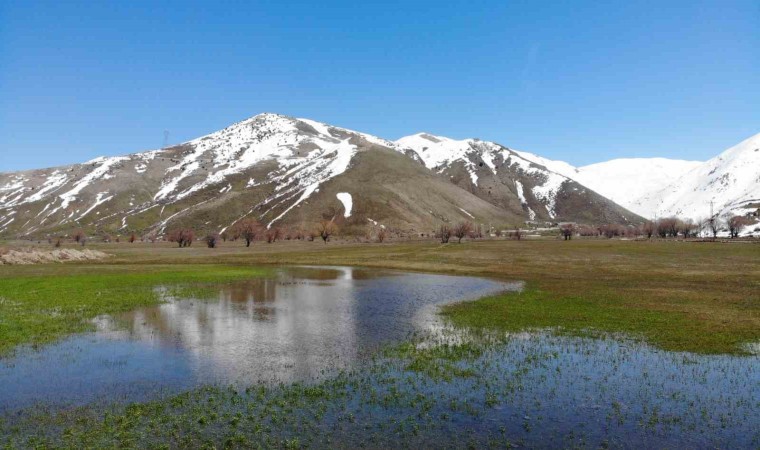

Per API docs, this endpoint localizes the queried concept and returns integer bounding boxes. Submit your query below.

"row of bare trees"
[164,218,341,249]
[561,214,755,240]
[436,221,477,243]
[56,210,757,249]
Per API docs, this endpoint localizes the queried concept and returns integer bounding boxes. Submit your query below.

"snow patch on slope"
[265,137,358,227]
[52,156,127,217]
[336,192,353,217]
[395,134,498,186]
[77,192,114,221]
[514,180,536,220]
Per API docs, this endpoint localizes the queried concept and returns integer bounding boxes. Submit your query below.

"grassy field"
[1,238,759,448]
[1,238,758,355]
[0,264,272,356]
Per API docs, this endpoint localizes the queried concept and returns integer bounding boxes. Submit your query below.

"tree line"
[169,218,340,248]
[559,214,755,240]
[44,211,757,248]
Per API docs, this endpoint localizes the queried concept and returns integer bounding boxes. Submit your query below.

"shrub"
[205,233,220,248]
[168,228,195,247]
[266,227,283,243]
[72,229,85,243]
[560,223,575,240]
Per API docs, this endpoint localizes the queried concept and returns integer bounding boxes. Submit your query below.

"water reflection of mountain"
[118,270,361,384]
[0,268,515,410]
[113,268,514,385]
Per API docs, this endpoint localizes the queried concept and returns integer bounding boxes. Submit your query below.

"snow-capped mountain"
[509,134,760,221]
[632,132,760,220]
[0,114,641,238]
[572,158,703,216]
[395,133,640,224]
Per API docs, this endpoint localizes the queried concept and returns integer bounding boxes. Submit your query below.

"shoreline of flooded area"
[0,266,518,411]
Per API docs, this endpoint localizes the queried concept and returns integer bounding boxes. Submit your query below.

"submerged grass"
[0,265,271,356]
[3,331,758,449]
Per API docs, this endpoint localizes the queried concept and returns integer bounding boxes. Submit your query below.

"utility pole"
[163,130,170,148]
[709,200,715,240]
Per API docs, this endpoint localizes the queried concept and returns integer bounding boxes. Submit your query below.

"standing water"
[0,267,517,411]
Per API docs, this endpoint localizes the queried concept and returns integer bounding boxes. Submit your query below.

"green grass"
[1,238,758,355]
[0,264,271,356]
[442,284,756,355]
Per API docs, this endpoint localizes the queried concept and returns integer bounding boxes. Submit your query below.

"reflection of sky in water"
[0,267,515,411]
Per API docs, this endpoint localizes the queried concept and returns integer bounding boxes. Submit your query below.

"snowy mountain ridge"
[3,112,754,239]
[397,131,759,221]
[394,133,575,220]
[631,132,760,220]
[0,113,640,238]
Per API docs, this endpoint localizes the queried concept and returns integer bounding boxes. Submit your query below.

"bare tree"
[452,221,473,243]
[316,220,337,243]
[727,215,750,238]
[266,227,283,243]
[641,221,655,239]
[437,224,452,243]
[655,217,679,238]
[205,233,220,248]
[702,216,720,240]
[234,218,262,247]
[670,219,682,238]
[377,227,387,243]
[560,223,575,240]
[600,223,627,239]
[128,233,136,243]
[679,219,697,238]
[168,228,195,247]
[73,229,85,243]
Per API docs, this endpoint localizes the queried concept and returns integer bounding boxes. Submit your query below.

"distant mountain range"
[0,113,757,238]
[514,133,760,222]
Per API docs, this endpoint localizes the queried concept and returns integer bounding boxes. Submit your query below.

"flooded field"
[0,267,516,411]
[1,265,758,448]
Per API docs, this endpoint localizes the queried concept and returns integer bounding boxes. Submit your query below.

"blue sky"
[1,0,758,171]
